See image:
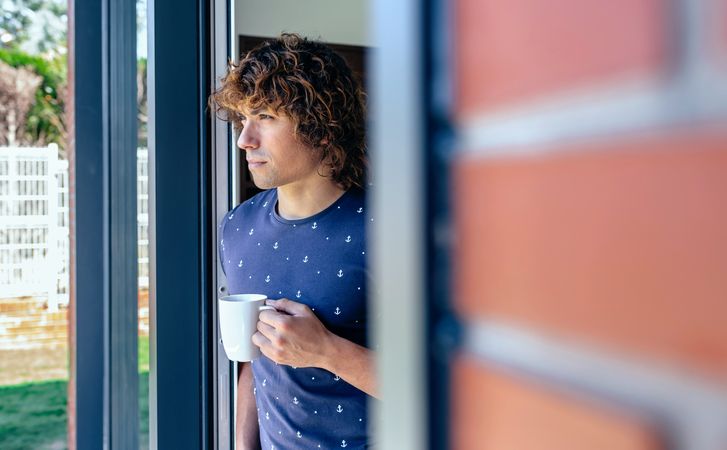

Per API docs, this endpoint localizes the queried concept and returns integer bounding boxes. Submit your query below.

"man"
[212,34,376,450]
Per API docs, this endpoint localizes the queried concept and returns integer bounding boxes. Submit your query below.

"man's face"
[236,106,324,190]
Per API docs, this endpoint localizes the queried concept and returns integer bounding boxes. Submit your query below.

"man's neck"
[276,180,346,220]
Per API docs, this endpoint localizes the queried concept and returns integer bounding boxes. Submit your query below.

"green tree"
[0,0,67,56]
[1,1,67,153]
[0,48,67,152]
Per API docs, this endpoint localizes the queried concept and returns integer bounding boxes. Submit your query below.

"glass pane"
[137,0,149,448]
[0,1,70,448]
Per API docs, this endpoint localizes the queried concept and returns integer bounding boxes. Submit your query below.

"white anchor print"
[265,275,270,283]
[334,307,341,315]
[296,431,302,438]
[311,222,318,229]
[237,260,243,267]
[263,201,268,207]
[337,270,344,278]
[345,235,351,243]
[265,412,270,420]
[273,242,279,249]
[236,227,239,231]
[248,228,254,236]
[334,375,341,381]
[303,255,308,263]
[293,397,299,405]
[296,290,301,298]
[228,213,234,219]
[341,440,348,447]
[337,404,343,413]
[357,207,363,213]
[262,378,267,387]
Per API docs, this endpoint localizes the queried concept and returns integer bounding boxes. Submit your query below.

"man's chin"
[251,177,274,190]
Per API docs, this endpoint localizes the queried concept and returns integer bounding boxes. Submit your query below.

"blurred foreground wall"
[449,0,727,449]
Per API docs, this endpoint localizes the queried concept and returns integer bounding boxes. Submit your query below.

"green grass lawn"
[0,337,150,450]
[0,378,68,450]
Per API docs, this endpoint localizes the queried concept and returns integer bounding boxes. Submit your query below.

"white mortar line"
[463,320,727,450]
[457,77,727,159]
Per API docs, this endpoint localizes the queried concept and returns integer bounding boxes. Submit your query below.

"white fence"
[0,145,149,311]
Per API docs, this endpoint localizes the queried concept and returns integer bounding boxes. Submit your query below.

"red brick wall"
[455,0,670,117]
[450,1,727,448]
[451,358,665,450]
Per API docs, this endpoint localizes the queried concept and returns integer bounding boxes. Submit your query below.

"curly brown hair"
[210,33,367,190]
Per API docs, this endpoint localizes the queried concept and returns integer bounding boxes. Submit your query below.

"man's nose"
[237,124,259,150]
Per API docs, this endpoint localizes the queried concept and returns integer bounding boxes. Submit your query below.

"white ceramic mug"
[218,294,275,361]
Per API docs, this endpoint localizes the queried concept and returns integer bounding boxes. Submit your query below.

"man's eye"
[259,114,273,120]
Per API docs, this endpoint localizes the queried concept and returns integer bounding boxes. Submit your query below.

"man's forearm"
[236,362,261,450]
[321,335,379,399]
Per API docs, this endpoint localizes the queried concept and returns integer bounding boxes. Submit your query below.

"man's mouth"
[247,160,266,169]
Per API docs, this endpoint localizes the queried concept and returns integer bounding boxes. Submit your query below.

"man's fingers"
[258,309,292,328]
[251,330,269,349]
[256,320,277,340]
[266,298,309,315]
[253,330,283,363]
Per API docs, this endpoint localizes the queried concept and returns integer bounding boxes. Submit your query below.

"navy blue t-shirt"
[219,188,371,450]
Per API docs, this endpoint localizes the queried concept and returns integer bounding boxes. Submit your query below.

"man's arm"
[236,362,261,450]
[253,298,379,399]
[320,333,378,399]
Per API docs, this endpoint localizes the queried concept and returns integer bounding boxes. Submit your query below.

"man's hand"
[252,298,333,368]
[253,297,380,398]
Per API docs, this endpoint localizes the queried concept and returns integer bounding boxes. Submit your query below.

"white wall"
[234,0,369,50]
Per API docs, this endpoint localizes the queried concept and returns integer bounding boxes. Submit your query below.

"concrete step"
[0,334,68,347]
[0,337,68,350]
[0,314,68,327]
[0,298,48,313]
[3,323,68,335]
[0,314,68,328]
[0,295,148,348]
[0,327,67,338]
